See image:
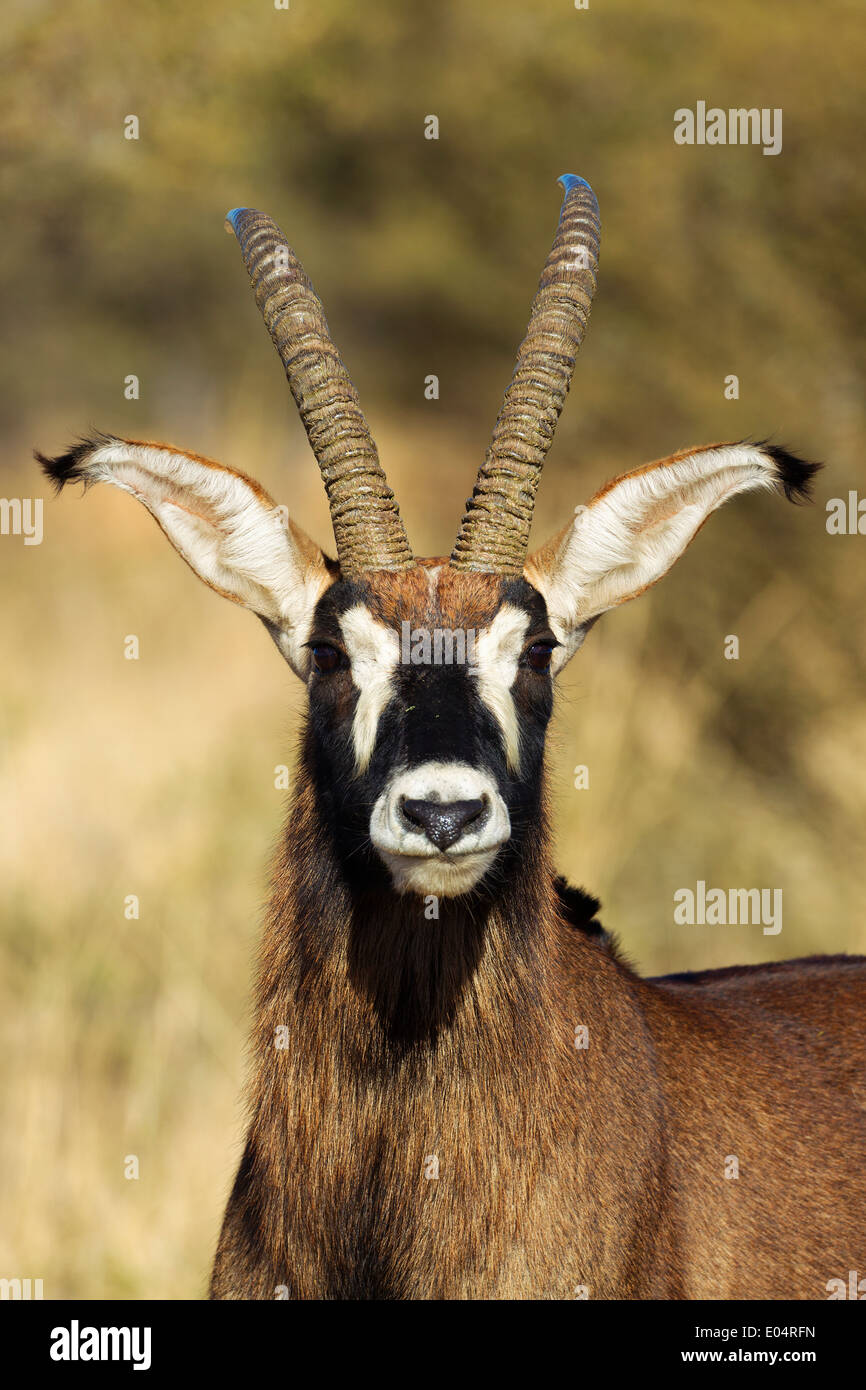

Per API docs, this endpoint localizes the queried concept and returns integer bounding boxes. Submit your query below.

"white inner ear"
[528,443,782,672]
[80,439,331,676]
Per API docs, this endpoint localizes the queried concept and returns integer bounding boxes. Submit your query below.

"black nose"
[400,798,487,851]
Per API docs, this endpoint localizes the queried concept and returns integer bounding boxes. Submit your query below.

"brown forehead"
[361,561,509,629]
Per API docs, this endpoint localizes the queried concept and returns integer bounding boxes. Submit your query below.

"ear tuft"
[755,441,822,504]
[34,432,113,493]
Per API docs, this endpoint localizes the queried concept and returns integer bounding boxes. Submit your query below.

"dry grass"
[1,0,865,1298]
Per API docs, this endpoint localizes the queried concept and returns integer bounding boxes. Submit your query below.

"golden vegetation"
[1,0,864,1297]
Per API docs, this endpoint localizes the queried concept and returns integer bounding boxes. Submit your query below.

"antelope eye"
[311,644,342,675]
[526,642,555,673]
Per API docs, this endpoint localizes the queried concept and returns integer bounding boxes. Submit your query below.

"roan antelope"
[38,176,866,1299]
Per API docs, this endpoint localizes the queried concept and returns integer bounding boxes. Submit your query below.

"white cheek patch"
[338,604,401,772]
[470,605,530,772]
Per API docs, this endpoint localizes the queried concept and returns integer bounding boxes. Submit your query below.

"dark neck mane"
[217,759,660,1298]
[259,769,561,1054]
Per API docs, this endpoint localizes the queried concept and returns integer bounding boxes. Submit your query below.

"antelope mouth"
[369,762,511,896]
[375,844,505,897]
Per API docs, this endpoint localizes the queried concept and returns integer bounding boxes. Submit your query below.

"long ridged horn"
[450,175,600,573]
[225,207,414,574]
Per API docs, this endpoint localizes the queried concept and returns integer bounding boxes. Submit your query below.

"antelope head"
[38,177,816,899]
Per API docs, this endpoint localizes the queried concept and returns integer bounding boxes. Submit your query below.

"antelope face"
[38,177,817,902]
[304,565,556,896]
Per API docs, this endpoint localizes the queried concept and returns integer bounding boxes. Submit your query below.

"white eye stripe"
[470,605,529,772]
[336,601,531,774]
[337,605,400,772]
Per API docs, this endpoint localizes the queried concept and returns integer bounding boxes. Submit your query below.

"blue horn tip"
[557,174,594,197]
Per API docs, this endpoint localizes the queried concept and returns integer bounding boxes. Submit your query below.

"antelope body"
[39,177,866,1299]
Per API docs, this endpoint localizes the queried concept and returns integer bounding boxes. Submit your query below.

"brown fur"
[210,571,866,1302]
[364,562,506,633]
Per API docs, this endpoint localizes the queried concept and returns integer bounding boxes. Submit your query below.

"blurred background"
[1,0,864,1298]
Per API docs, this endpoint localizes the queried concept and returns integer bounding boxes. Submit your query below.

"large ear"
[36,434,336,677]
[525,442,819,673]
